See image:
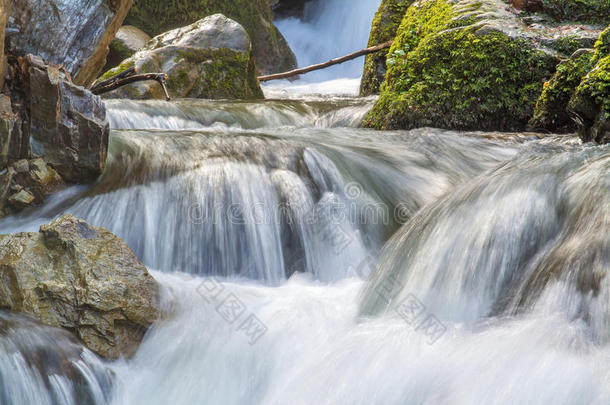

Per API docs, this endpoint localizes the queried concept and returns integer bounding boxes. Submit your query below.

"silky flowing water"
[1,0,609,403]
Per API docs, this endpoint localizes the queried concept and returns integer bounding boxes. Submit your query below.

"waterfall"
[274,0,381,83]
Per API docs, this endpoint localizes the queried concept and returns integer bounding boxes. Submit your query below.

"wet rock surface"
[7,0,134,87]
[0,215,160,359]
[98,14,264,100]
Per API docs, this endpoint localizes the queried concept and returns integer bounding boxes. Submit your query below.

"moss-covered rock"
[363,0,561,131]
[529,25,610,136]
[96,14,264,100]
[569,54,610,143]
[529,49,596,132]
[125,0,296,75]
[360,0,414,96]
[103,25,151,72]
[539,0,610,25]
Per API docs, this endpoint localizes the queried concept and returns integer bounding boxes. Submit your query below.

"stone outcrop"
[361,0,414,96]
[124,0,297,75]
[0,0,10,90]
[97,14,264,100]
[103,25,151,72]
[362,0,603,132]
[20,55,109,182]
[0,215,160,359]
[7,0,134,87]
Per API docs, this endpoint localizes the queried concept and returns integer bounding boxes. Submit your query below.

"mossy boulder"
[0,215,160,359]
[362,0,603,131]
[569,55,610,143]
[97,14,264,100]
[529,49,596,132]
[361,0,415,96]
[530,25,610,137]
[125,0,296,75]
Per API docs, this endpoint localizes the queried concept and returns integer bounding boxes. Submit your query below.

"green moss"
[569,55,610,143]
[549,36,592,56]
[594,26,610,59]
[98,60,135,81]
[125,0,296,74]
[363,24,555,131]
[361,0,415,96]
[540,0,610,24]
[529,50,596,132]
[169,48,263,100]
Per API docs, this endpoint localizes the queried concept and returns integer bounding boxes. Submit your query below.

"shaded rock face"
[23,55,109,183]
[125,0,297,75]
[7,0,134,87]
[529,26,610,143]
[0,158,64,216]
[272,0,312,19]
[103,25,151,72]
[0,0,10,90]
[0,215,160,359]
[361,0,414,96]
[99,14,264,100]
[362,0,603,132]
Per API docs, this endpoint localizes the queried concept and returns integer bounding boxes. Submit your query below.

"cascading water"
[1,1,609,404]
[267,0,382,95]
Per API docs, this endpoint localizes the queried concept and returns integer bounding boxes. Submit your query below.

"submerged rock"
[362,0,602,132]
[6,0,134,87]
[98,14,264,100]
[104,25,151,72]
[125,0,297,75]
[0,215,160,359]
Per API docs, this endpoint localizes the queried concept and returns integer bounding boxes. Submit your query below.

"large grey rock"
[98,14,264,100]
[25,55,109,182]
[7,0,134,87]
[0,215,160,359]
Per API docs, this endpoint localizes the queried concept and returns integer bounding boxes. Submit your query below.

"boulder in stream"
[125,0,297,75]
[98,14,264,100]
[0,215,160,359]
[362,0,603,132]
[6,0,134,87]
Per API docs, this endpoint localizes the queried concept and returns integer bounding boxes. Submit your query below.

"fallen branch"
[258,40,394,82]
[91,70,171,101]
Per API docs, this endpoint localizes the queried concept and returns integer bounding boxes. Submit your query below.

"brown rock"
[0,215,160,359]
[0,0,10,90]
[7,189,34,209]
[24,55,109,182]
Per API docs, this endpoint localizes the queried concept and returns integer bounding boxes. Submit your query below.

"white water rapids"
[1,0,609,404]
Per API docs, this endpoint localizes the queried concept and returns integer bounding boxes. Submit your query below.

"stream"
[0,0,609,404]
